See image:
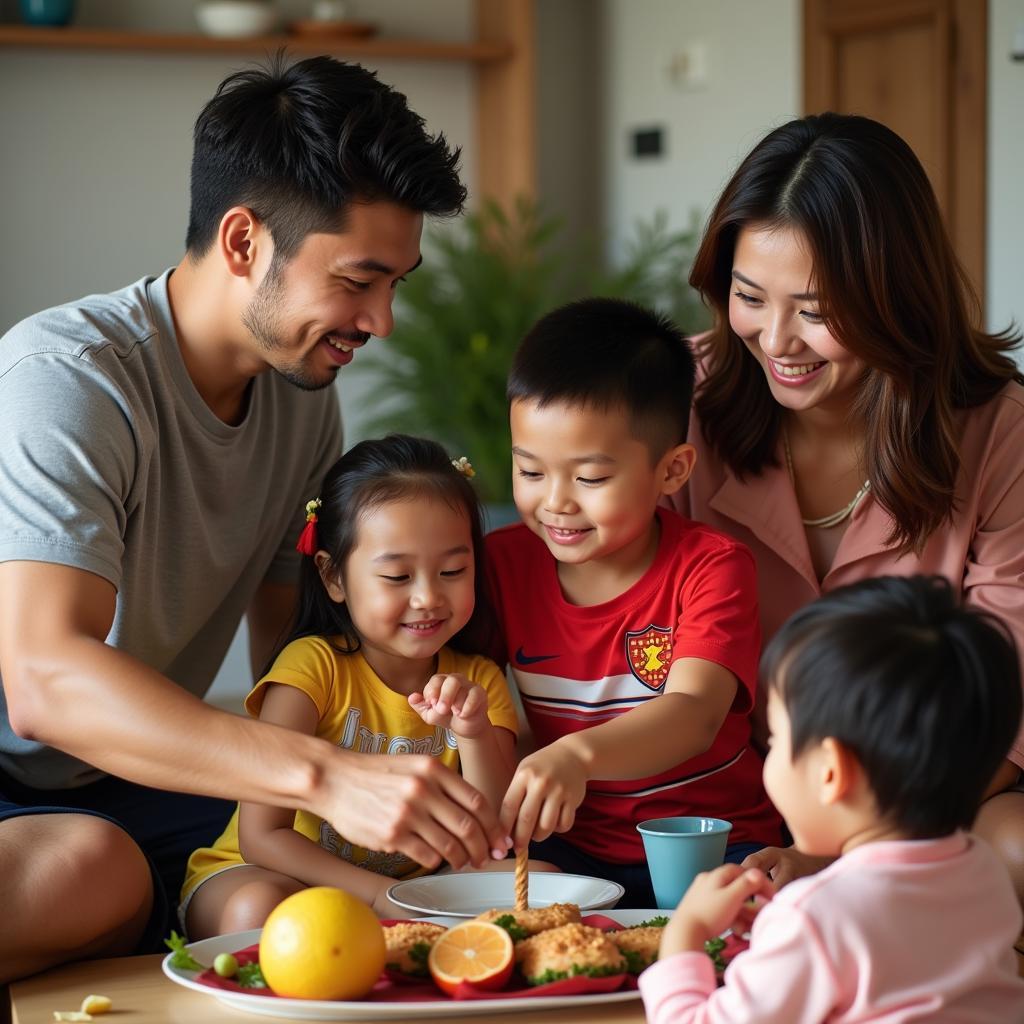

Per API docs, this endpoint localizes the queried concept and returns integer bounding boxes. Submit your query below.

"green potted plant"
[352,198,707,509]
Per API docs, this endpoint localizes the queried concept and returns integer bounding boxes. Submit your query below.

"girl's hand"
[499,739,588,849]
[408,673,490,738]
[660,864,774,958]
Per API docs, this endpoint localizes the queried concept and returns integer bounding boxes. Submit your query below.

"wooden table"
[9,954,647,1024]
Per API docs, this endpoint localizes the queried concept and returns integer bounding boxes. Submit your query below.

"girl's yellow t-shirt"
[181,637,517,903]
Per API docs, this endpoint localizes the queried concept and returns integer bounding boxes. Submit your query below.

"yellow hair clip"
[451,456,476,478]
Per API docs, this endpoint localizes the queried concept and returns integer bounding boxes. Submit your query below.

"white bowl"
[194,1,278,38]
[387,870,625,918]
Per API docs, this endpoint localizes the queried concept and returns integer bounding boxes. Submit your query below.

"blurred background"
[1,0,1021,704]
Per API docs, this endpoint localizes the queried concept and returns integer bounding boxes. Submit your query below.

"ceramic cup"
[637,816,733,909]
[20,0,75,26]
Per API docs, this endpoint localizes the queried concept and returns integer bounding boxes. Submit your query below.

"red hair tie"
[295,498,322,556]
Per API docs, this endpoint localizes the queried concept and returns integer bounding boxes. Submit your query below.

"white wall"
[988,0,1024,354]
[600,0,801,262]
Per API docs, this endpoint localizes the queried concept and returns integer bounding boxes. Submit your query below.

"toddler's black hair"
[763,575,1022,838]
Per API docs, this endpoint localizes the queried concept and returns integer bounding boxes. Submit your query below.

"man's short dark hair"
[185,53,466,262]
[506,298,695,459]
[763,575,1022,839]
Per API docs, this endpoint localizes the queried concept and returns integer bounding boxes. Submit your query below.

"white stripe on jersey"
[512,668,660,715]
[587,748,746,799]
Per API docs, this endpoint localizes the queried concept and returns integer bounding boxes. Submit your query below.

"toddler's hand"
[500,739,588,850]
[408,673,490,738]
[661,864,774,958]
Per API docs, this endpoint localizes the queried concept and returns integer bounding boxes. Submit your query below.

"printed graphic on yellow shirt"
[625,624,672,690]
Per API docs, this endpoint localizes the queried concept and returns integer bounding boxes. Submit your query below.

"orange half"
[427,920,514,995]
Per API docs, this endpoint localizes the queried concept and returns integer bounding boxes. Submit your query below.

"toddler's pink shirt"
[639,833,1024,1022]
[673,381,1024,769]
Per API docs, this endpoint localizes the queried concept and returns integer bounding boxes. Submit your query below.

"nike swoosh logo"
[515,647,558,666]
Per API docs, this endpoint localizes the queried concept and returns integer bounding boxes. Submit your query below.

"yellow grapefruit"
[258,886,385,1000]
[427,920,514,995]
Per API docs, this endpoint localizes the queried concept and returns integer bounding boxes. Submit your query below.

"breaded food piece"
[475,902,581,938]
[609,925,663,972]
[384,921,447,976]
[515,922,626,985]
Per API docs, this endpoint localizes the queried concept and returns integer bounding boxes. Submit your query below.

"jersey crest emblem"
[624,624,672,690]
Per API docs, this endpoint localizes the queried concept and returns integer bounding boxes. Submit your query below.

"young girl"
[180,435,518,939]
[640,575,1024,1023]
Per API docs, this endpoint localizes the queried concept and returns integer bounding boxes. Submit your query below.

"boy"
[643,575,1024,1021]
[487,298,781,906]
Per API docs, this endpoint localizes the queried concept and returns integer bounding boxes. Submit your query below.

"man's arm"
[0,560,509,869]
[501,658,737,846]
[246,580,298,680]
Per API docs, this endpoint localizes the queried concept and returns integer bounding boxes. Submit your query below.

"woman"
[673,112,1024,904]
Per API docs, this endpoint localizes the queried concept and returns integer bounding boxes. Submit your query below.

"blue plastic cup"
[637,816,733,909]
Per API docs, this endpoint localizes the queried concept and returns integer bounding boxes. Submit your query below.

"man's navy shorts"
[0,768,233,952]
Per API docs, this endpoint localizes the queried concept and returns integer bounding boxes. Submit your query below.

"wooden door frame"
[475,0,537,210]
[803,0,987,299]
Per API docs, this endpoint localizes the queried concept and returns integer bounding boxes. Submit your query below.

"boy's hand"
[500,739,588,849]
[408,673,490,738]
[660,864,774,958]
[741,845,834,888]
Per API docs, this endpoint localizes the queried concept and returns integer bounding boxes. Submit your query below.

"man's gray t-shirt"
[0,271,342,788]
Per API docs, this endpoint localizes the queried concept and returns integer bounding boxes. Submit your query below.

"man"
[0,54,509,984]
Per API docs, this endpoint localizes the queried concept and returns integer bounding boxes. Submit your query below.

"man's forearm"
[8,632,333,815]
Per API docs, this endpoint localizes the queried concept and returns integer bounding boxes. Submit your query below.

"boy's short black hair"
[763,575,1022,839]
[506,298,696,460]
[185,53,466,263]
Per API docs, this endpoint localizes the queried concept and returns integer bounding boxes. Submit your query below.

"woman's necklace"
[783,428,871,529]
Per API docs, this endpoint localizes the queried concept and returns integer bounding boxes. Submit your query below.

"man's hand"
[660,864,774,959]
[408,673,490,739]
[740,846,834,888]
[499,739,588,849]
[321,750,512,871]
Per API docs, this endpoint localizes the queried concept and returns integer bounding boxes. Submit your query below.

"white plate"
[386,870,625,917]
[161,911,662,1021]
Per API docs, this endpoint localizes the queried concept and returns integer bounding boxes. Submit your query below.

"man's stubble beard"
[241,260,337,393]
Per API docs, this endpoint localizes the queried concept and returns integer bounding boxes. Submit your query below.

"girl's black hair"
[279,434,496,664]
[762,575,1022,838]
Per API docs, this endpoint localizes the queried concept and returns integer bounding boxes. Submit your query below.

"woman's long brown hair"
[691,113,1022,553]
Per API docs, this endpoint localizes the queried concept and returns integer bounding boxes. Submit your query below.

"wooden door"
[804,0,987,299]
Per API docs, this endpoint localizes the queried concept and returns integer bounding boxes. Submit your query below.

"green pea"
[213,952,239,978]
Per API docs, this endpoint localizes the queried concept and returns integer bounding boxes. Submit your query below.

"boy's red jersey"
[486,508,782,862]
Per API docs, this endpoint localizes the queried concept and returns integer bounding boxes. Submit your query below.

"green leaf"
[164,931,204,972]
[237,962,267,988]
[634,915,669,928]
[492,914,530,942]
[704,935,727,972]
[526,961,627,987]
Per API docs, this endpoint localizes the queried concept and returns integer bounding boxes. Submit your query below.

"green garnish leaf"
[620,948,650,973]
[493,914,530,942]
[527,962,626,986]
[408,942,431,967]
[237,962,267,988]
[704,936,727,972]
[164,931,204,972]
[635,915,669,928]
